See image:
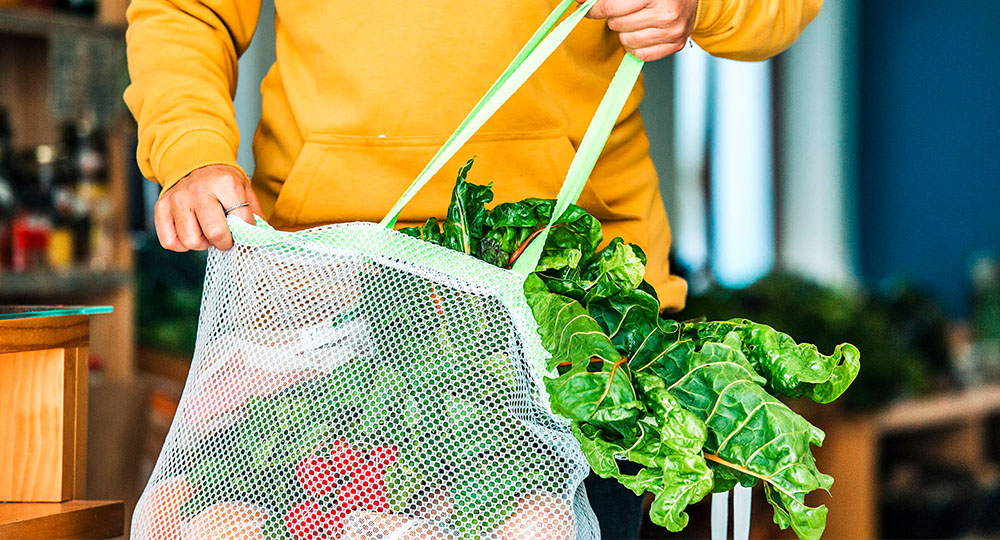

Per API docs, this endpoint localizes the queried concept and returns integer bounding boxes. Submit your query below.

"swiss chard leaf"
[641,339,832,540]
[399,217,443,244]
[483,199,602,271]
[396,171,860,540]
[440,159,493,255]
[540,238,646,304]
[570,370,713,532]
[689,320,861,404]
[525,274,641,437]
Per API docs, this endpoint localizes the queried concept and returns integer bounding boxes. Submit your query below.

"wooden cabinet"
[0,306,123,538]
[808,384,1000,539]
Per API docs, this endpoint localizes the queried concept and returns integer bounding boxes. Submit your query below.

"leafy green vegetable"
[685,320,862,404]
[403,159,602,272]
[440,159,493,255]
[397,162,862,540]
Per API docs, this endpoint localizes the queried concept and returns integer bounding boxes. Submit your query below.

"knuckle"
[161,237,182,251]
[635,48,658,61]
[666,22,688,40]
[660,7,680,23]
[181,233,203,249]
[205,224,230,243]
[230,175,245,190]
[169,190,193,207]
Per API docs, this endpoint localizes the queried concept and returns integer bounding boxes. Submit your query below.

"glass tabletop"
[0,305,114,321]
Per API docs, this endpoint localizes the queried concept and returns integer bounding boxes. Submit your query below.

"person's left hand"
[580,0,698,61]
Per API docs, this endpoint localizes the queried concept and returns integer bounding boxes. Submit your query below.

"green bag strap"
[379,0,594,228]
[511,53,644,276]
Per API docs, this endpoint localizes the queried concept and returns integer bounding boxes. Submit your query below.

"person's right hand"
[154,164,262,252]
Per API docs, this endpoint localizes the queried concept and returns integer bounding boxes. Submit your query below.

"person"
[125,0,820,536]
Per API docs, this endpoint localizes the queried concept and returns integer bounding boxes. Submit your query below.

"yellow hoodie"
[124,0,821,310]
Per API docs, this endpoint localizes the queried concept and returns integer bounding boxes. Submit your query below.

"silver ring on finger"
[223,202,250,216]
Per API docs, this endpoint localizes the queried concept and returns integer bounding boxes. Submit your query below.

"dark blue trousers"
[584,470,644,540]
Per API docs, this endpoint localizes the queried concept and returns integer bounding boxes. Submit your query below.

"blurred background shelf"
[814,382,1000,540]
[875,382,1000,433]
[0,268,129,296]
[0,6,124,39]
[1,1,135,385]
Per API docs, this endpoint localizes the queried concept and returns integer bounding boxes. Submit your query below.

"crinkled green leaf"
[523,274,621,373]
[539,238,646,303]
[690,320,861,403]
[399,217,443,244]
[580,239,645,304]
[641,340,833,540]
[587,287,661,353]
[440,159,494,255]
[481,199,602,270]
[525,274,640,437]
[569,371,712,532]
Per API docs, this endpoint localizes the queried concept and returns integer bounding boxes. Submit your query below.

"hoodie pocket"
[269,130,625,230]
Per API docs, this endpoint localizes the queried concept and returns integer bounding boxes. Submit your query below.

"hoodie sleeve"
[123,0,262,192]
[692,0,823,61]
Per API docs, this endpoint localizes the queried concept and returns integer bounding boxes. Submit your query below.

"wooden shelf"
[0,7,123,39]
[873,382,1000,433]
[812,383,1000,539]
[0,499,123,539]
[0,270,131,299]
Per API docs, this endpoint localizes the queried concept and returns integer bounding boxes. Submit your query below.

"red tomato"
[359,478,388,513]
[296,455,338,497]
[326,509,348,539]
[337,482,362,511]
[285,501,327,540]
[329,439,366,476]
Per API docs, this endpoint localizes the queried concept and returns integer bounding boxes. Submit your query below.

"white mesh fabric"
[133,221,600,540]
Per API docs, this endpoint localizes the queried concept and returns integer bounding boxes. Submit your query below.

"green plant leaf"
[689,320,861,403]
[482,199,602,270]
[539,238,646,304]
[399,217,443,244]
[570,371,713,532]
[395,171,862,540]
[646,340,833,540]
[525,274,641,437]
[440,159,494,255]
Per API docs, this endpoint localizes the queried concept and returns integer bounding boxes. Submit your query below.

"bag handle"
[378,0,645,276]
[379,0,596,228]
[510,53,642,275]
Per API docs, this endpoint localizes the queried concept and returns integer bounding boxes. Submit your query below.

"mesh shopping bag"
[132,2,645,538]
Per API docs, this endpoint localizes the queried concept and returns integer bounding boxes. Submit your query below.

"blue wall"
[859,1,1000,316]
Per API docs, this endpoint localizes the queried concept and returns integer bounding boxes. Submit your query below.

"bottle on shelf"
[10,145,55,272]
[73,115,112,270]
[57,121,92,265]
[48,158,76,271]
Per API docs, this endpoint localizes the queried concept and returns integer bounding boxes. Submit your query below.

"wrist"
[155,129,245,195]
